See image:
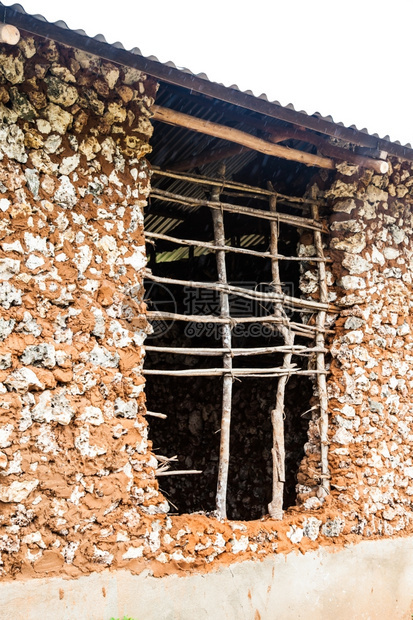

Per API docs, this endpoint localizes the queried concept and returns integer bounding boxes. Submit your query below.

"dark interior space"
[143,83,329,520]
[144,232,313,520]
[146,366,312,520]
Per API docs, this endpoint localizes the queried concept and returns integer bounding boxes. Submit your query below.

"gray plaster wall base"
[2,537,413,620]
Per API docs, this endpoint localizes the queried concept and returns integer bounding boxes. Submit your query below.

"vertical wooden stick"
[213,166,233,520]
[311,203,330,498]
[267,186,294,520]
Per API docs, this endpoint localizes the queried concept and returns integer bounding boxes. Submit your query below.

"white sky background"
[4,0,413,145]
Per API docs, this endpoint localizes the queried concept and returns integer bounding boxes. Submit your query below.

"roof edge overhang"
[1,2,412,163]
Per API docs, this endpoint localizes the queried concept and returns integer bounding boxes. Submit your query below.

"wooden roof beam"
[152,105,335,171]
[153,106,388,174]
[267,127,388,174]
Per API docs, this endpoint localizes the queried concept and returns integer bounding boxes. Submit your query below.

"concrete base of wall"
[3,537,413,620]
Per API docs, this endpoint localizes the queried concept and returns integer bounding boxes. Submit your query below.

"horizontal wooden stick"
[151,167,323,205]
[152,167,274,196]
[144,269,335,312]
[146,231,271,259]
[145,344,326,356]
[220,191,313,213]
[144,231,330,262]
[152,105,335,170]
[146,410,167,419]
[241,372,323,377]
[155,470,203,476]
[144,368,326,377]
[218,189,279,203]
[147,310,287,325]
[156,455,178,463]
[146,310,333,337]
[150,188,326,233]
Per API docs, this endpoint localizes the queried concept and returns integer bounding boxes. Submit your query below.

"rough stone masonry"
[297,160,413,539]
[0,33,170,577]
[1,31,413,581]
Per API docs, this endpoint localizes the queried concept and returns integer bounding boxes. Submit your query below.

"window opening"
[143,165,330,520]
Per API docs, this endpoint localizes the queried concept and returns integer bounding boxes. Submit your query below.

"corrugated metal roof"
[1,1,412,157]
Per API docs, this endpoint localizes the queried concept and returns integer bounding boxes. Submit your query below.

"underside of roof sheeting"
[1,2,413,162]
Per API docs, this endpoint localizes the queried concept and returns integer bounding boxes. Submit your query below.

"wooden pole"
[0,24,20,45]
[143,270,336,313]
[151,167,324,205]
[145,344,326,356]
[267,187,294,520]
[311,203,330,499]
[150,188,327,232]
[145,230,272,260]
[146,410,167,419]
[145,310,335,338]
[155,470,202,476]
[156,104,387,174]
[212,167,233,520]
[214,110,388,174]
[265,127,389,174]
[143,368,326,377]
[177,104,389,173]
[153,167,274,196]
[152,105,336,170]
[144,231,331,262]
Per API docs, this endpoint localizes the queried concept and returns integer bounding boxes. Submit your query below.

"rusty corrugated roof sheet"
[0,1,412,159]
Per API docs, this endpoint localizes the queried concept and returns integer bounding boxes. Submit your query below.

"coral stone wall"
[0,34,169,577]
[299,161,413,537]
[2,32,413,582]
